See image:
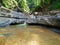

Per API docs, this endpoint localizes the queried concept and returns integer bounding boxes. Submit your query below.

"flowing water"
[0,25,60,45]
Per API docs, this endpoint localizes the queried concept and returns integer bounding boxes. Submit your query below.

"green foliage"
[29,0,42,12]
[2,0,18,9]
[2,0,51,13]
[19,0,30,13]
[50,0,60,10]
[2,0,60,13]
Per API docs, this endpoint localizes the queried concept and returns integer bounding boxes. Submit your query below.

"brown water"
[0,25,60,45]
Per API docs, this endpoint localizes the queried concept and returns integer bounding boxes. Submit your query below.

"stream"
[0,25,60,45]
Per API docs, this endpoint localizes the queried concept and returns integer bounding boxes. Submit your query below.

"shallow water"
[0,25,60,45]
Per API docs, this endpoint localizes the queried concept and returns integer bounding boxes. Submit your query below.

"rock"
[49,10,60,15]
[0,6,28,19]
[27,15,60,27]
[0,17,16,27]
[0,6,28,26]
[0,6,60,27]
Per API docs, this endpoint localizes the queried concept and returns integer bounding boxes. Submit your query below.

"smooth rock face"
[0,7,28,19]
[0,17,16,27]
[0,7,28,26]
[0,17,27,27]
[27,15,60,27]
[0,6,60,27]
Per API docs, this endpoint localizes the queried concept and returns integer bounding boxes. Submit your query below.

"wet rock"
[0,6,28,19]
[49,10,60,15]
[0,6,28,26]
[27,15,60,27]
[0,17,16,27]
[0,6,60,27]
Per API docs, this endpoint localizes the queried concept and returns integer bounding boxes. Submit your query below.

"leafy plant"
[50,0,60,10]
[30,0,42,12]
[2,0,18,9]
[2,0,60,14]
[19,0,30,13]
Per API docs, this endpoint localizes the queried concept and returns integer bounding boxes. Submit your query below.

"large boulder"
[0,6,60,27]
[0,6,28,26]
[27,15,60,27]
